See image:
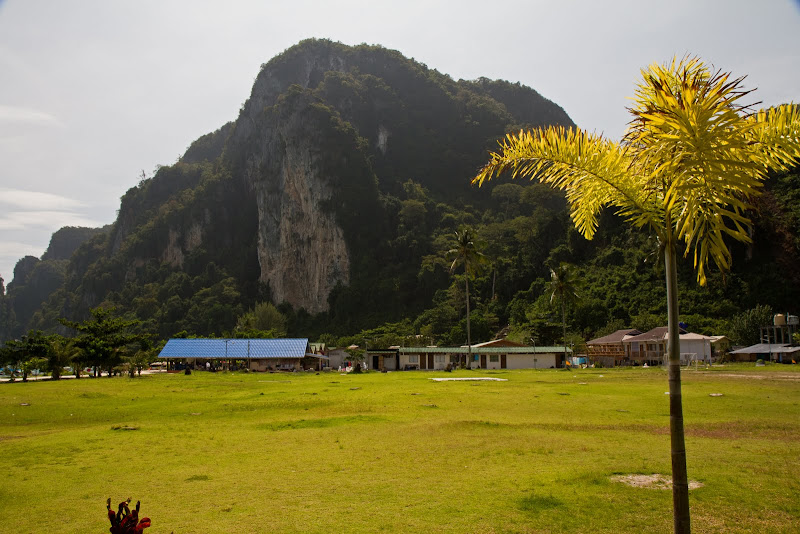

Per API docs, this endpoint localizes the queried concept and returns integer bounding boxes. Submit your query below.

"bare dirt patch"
[430,377,508,382]
[611,474,703,490]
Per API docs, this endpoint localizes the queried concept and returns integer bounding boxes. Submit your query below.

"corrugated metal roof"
[730,343,800,354]
[587,329,641,345]
[159,338,311,359]
[160,338,227,358]
[400,346,570,354]
[469,339,524,348]
[624,326,687,343]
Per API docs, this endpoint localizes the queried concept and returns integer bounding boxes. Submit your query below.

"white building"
[395,339,569,370]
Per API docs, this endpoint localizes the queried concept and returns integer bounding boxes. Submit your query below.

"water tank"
[788,315,799,326]
[774,314,786,326]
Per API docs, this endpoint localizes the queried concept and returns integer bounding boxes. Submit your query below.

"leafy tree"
[126,348,157,377]
[594,318,627,339]
[59,307,147,377]
[448,228,487,367]
[727,304,773,345]
[549,263,581,365]
[235,302,287,337]
[2,331,52,381]
[21,357,47,380]
[473,56,800,533]
[631,312,667,333]
[0,341,19,380]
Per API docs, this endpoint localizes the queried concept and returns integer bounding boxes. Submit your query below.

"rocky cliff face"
[227,42,389,313]
[248,97,352,313]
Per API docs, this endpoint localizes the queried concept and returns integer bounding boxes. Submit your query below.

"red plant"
[106,498,151,533]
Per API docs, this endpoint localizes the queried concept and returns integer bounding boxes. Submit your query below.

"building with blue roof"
[158,338,325,371]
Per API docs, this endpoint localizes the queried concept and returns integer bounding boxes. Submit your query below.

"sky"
[1,0,799,284]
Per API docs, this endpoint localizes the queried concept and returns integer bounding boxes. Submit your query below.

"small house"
[397,339,569,370]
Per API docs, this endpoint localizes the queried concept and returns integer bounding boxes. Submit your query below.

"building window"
[434,355,445,364]
[408,355,419,364]
[489,355,499,363]
[450,355,460,364]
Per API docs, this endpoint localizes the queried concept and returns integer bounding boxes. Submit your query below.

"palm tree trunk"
[665,235,691,534]
[491,266,496,301]
[465,275,471,369]
[562,300,567,368]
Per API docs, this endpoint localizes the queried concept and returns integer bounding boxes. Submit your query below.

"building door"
[372,355,380,370]
[480,355,487,368]
[428,354,434,369]
[501,354,507,369]
[420,354,427,370]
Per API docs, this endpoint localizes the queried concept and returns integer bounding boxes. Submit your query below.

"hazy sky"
[1,0,799,283]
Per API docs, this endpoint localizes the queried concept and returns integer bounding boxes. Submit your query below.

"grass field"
[1,365,799,533]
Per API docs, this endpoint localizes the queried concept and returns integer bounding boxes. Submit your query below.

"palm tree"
[448,228,487,368]
[49,336,80,380]
[473,56,800,533]
[549,263,580,367]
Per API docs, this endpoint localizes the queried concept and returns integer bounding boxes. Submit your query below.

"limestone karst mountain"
[3,39,798,344]
[3,39,576,339]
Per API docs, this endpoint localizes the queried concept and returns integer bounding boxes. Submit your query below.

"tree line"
[0,308,155,381]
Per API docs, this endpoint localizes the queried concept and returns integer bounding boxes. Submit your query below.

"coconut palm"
[448,227,487,368]
[473,56,800,533]
[549,263,581,367]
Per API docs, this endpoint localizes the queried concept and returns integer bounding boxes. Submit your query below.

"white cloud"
[0,188,103,279]
[0,210,101,231]
[0,240,45,259]
[0,189,86,211]
[0,105,64,128]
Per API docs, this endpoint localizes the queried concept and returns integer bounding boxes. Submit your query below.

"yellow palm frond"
[625,56,798,284]
[473,55,800,286]
[473,127,659,240]
[746,104,800,171]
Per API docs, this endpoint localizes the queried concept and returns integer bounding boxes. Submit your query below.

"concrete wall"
[399,353,457,370]
[483,353,556,369]
[679,339,711,362]
[326,349,347,369]
[504,353,556,369]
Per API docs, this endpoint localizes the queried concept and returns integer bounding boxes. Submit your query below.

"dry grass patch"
[611,474,704,490]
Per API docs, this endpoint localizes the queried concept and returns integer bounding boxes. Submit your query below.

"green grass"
[1,365,799,533]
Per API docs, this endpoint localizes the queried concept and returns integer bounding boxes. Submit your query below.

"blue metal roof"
[159,338,311,359]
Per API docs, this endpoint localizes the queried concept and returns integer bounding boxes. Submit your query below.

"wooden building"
[586,329,641,366]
